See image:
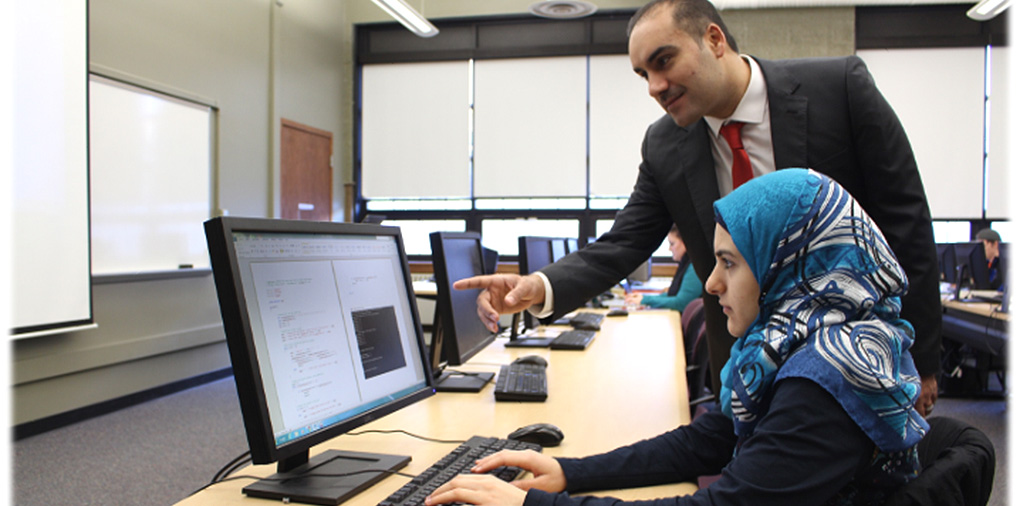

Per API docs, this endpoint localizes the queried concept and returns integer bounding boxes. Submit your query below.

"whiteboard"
[12,0,92,335]
[89,75,213,275]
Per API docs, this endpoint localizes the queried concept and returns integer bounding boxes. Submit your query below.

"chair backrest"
[681,298,712,406]
[884,416,996,506]
[681,298,705,352]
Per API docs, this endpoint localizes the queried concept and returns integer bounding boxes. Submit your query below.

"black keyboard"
[569,312,604,331]
[377,436,542,506]
[550,329,596,350]
[494,362,548,402]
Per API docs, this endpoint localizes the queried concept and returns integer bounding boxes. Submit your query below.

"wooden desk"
[940,299,1009,397]
[177,310,696,505]
[942,299,1008,356]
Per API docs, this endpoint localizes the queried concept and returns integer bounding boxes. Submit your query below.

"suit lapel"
[757,58,809,170]
[678,120,720,250]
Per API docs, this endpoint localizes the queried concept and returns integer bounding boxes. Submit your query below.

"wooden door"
[281,119,332,221]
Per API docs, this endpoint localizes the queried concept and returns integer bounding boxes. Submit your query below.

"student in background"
[976,228,1006,290]
[624,225,702,311]
[430,170,928,506]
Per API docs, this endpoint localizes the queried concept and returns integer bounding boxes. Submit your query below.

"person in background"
[624,225,702,311]
[976,228,1006,290]
[430,170,928,506]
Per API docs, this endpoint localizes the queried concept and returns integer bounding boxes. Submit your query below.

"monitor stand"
[434,369,495,392]
[504,312,554,348]
[242,449,410,506]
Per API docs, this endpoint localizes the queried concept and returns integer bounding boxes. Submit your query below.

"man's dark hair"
[627,0,739,53]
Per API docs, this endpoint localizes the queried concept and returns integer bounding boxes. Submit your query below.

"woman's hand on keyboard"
[474,450,566,493]
[425,474,526,506]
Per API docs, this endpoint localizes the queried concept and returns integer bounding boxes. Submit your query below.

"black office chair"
[884,416,996,506]
[681,298,714,415]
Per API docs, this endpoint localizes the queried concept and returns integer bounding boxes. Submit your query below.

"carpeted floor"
[12,376,1011,506]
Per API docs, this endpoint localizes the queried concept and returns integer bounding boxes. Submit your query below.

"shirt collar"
[705,56,768,137]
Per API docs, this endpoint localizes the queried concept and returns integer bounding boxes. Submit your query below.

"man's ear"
[704,23,728,56]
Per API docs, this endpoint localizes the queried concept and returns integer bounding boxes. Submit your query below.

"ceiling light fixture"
[529,1,598,19]
[371,0,439,38]
[966,0,1011,20]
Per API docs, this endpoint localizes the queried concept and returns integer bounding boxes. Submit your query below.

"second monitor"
[429,231,499,392]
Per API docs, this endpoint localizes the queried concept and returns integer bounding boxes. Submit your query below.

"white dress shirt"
[704,56,776,197]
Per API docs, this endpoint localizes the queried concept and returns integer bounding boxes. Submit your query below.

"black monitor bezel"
[429,231,497,367]
[204,216,435,466]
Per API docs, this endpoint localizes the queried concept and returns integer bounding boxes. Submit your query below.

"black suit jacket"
[542,56,941,387]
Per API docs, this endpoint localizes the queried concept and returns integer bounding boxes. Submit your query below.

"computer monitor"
[966,241,992,290]
[938,242,954,283]
[205,217,434,505]
[937,243,958,283]
[550,239,567,262]
[565,238,578,254]
[482,246,499,275]
[428,231,498,392]
[627,258,653,284]
[518,236,556,329]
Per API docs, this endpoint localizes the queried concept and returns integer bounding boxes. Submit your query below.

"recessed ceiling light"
[529,1,599,19]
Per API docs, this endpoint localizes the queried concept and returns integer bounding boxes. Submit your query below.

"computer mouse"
[508,423,564,447]
[512,355,548,368]
[607,309,629,317]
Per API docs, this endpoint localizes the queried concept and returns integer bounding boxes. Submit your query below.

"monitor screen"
[205,217,433,504]
[428,231,497,391]
[565,238,579,254]
[550,239,567,262]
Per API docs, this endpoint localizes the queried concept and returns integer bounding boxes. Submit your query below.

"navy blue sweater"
[525,378,877,506]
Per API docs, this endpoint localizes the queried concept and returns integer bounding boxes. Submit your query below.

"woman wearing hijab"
[426,169,928,506]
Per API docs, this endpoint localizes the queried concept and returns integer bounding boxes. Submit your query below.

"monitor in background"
[966,241,992,291]
[626,258,653,285]
[550,238,567,262]
[938,243,958,283]
[360,213,387,224]
[482,246,499,275]
[428,231,498,392]
[518,236,556,330]
[565,237,579,254]
[205,217,433,505]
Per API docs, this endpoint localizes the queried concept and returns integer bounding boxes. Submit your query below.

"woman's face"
[667,230,687,262]
[706,224,761,337]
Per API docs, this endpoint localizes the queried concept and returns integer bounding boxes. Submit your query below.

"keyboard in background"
[494,362,548,402]
[550,329,595,350]
[377,436,542,506]
[569,312,604,331]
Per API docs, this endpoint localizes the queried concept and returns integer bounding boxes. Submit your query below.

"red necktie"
[720,121,752,189]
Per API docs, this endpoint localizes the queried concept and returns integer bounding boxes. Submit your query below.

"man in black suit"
[456,0,940,415]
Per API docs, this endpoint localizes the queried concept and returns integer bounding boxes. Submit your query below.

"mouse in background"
[508,422,564,447]
[512,355,548,368]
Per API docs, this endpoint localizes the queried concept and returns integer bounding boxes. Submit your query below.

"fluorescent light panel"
[967,0,1011,20]
[371,0,439,38]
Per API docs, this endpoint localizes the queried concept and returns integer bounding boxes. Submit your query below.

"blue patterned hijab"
[713,169,928,453]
